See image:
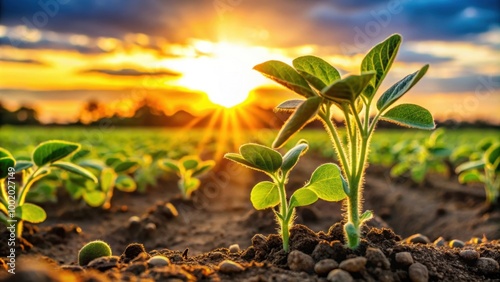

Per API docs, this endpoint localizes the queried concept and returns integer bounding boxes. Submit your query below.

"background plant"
[0,141,97,237]
[225,141,346,252]
[253,34,435,248]
[159,155,215,199]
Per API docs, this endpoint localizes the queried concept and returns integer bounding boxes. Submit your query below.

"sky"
[0,0,499,123]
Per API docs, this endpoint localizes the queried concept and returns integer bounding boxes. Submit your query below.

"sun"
[173,41,273,108]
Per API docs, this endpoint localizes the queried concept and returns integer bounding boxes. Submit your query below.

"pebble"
[327,269,353,282]
[145,222,156,232]
[147,255,170,267]
[468,237,482,244]
[218,260,245,273]
[408,262,429,282]
[128,216,141,229]
[406,234,430,244]
[433,237,446,247]
[365,247,390,269]
[339,257,367,272]
[395,252,414,266]
[314,259,339,276]
[287,250,315,273]
[458,249,479,262]
[448,239,464,248]
[229,244,240,253]
[87,256,120,271]
[476,257,499,274]
[251,234,268,250]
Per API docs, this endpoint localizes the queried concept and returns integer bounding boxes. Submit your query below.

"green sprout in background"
[225,140,346,252]
[0,141,97,238]
[253,34,435,248]
[159,156,215,199]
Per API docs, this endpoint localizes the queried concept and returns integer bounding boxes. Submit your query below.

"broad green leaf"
[33,140,80,166]
[159,159,180,174]
[16,203,46,223]
[361,34,402,99]
[292,56,341,91]
[281,142,309,175]
[253,60,315,98]
[240,144,282,174]
[224,153,265,172]
[52,161,98,183]
[0,148,12,158]
[381,104,435,130]
[478,138,494,152]
[83,191,106,207]
[78,160,105,171]
[275,99,305,112]
[377,65,429,111]
[70,149,90,162]
[105,157,122,167]
[456,160,485,173]
[485,143,500,169]
[181,156,199,171]
[0,156,15,179]
[192,160,215,177]
[100,168,117,192]
[305,163,346,201]
[250,181,280,210]
[390,162,410,177]
[273,96,322,149]
[411,164,427,183]
[15,160,33,173]
[289,188,318,209]
[458,170,482,183]
[321,72,375,104]
[114,161,138,173]
[115,175,137,192]
[428,147,451,157]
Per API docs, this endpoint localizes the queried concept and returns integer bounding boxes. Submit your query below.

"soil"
[0,155,499,281]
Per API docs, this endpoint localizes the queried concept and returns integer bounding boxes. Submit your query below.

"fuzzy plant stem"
[275,176,290,252]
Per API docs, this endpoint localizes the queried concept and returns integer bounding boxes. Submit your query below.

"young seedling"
[0,141,97,238]
[159,156,215,199]
[78,240,112,266]
[225,141,346,252]
[253,34,435,248]
[456,143,499,206]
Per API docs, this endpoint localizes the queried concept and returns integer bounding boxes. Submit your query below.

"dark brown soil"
[0,156,499,281]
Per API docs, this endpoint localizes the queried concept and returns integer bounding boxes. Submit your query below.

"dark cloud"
[397,49,453,64]
[81,68,181,77]
[416,75,500,94]
[0,36,107,54]
[0,57,47,65]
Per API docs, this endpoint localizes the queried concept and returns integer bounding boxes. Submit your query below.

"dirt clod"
[218,260,245,273]
[314,259,339,276]
[311,241,334,261]
[395,252,414,266]
[408,262,429,282]
[147,255,170,267]
[327,269,353,282]
[459,249,479,262]
[405,234,430,244]
[339,257,367,273]
[476,257,499,274]
[287,250,315,273]
[122,243,147,262]
[365,247,390,270]
[87,256,121,272]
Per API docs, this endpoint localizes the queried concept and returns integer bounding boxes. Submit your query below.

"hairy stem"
[275,175,290,252]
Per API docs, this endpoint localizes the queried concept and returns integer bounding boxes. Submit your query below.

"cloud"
[0,35,107,54]
[397,49,453,64]
[81,68,181,77]
[0,57,47,65]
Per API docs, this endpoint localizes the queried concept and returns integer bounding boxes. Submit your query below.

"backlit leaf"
[250,181,280,210]
[293,56,341,91]
[321,72,375,104]
[16,203,46,223]
[381,104,435,130]
[281,141,309,175]
[33,140,80,166]
[305,163,346,201]
[52,161,98,183]
[240,144,282,174]
[115,175,137,192]
[0,157,15,179]
[289,188,318,209]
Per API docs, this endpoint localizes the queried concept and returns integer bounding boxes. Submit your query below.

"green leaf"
[360,210,373,223]
[83,191,106,207]
[275,99,305,112]
[361,34,402,99]
[180,156,199,171]
[100,168,117,192]
[192,160,215,177]
[52,161,98,183]
[240,143,283,174]
[289,188,318,209]
[180,177,200,198]
[485,143,500,169]
[0,148,13,159]
[390,162,410,177]
[456,160,485,173]
[70,149,91,162]
[321,72,375,104]
[78,160,105,171]
[273,96,322,149]
[281,142,309,175]
[15,160,33,173]
[458,170,482,184]
[224,153,264,172]
[253,60,315,98]
[16,203,47,223]
[292,55,341,91]
[411,164,427,183]
[33,140,80,166]
[250,181,280,210]
[377,64,429,111]
[381,104,435,130]
[0,156,15,179]
[304,163,346,201]
[115,175,137,192]
[105,157,122,167]
[159,159,180,174]
[114,161,138,173]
